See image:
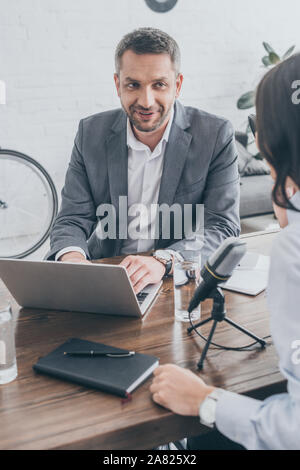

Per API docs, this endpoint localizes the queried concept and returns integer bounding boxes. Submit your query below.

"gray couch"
[235,132,274,219]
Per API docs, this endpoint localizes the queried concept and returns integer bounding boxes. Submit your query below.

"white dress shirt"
[214,190,300,450]
[121,107,174,254]
[55,107,174,261]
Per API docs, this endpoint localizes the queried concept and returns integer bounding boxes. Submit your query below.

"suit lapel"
[157,123,192,207]
[155,101,192,247]
[158,100,192,206]
[106,111,128,255]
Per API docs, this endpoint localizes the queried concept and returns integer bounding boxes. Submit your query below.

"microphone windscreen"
[208,238,247,277]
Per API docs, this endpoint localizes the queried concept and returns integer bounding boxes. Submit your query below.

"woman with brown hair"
[150,53,300,450]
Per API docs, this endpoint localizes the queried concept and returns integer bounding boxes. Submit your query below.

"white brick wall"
[0,0,299,196]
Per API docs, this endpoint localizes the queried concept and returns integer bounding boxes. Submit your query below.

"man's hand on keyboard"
[120,255,165,294]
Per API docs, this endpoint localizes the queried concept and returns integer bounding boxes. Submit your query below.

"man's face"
[114,50,183,133]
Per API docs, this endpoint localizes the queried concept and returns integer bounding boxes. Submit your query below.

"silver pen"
[63,350,135,358]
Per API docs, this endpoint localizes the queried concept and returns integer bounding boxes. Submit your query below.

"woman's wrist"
[193,385,216,415]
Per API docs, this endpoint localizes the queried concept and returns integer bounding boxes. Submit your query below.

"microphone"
[188,238,247,313]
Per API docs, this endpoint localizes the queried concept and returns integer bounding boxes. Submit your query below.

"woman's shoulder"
[271,223,300,270]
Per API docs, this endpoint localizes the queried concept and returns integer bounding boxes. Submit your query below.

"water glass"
[0,304,18,384]
[173,251,201,322]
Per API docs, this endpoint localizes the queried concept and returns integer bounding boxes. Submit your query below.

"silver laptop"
[0,259,162,318]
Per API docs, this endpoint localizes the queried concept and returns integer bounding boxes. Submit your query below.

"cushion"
[240,174,274,218]
[243,157,271,176]
[236,141,252,176]
[236,141,270,177]
[235,131,249,148]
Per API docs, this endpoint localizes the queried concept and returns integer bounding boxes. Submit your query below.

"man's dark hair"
[256,53,300,212]
[115,27,181,75]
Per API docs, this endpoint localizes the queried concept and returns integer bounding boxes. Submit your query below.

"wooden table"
[0,230,286,450]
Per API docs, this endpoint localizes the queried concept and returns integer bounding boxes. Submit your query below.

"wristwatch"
[199,388,224,428]
[152,250,173,276]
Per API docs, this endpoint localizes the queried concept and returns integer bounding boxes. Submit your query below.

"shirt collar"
[127,105,174,153]
[287,190,300,224]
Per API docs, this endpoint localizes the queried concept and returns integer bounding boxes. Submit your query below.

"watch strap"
[199,388,224,428]
[164,258,173,276]
[152,250,173,276]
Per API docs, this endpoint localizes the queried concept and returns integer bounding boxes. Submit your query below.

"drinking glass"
[0,303,18,384]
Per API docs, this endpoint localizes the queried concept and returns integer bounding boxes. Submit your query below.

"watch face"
[154,250,172,261]
[200,397,217,425]
[145,0,178,13]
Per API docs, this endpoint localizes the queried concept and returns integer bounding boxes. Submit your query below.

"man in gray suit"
[46,28,240,294]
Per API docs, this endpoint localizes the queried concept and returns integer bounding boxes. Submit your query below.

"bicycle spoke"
[0,150,58,258]
[8,204,46,223]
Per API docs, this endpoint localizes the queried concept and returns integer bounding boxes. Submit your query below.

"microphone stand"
[187,287,267,370]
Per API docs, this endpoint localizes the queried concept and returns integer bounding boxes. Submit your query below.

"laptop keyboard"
[136,292,149,305]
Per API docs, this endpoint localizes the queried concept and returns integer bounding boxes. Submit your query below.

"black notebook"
[33,338,159,398]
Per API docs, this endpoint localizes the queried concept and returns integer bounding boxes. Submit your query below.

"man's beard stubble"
[122,102,174,133]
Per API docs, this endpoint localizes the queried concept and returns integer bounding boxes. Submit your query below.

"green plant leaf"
[282,45,296,60]
[269,52,281,64]
[262,55,272,66]
[263,42,275,54]
[237,91,255,110]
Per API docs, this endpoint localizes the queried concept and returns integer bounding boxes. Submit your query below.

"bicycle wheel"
[0,148,58,258]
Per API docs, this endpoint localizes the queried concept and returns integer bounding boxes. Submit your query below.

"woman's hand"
[150,364,215,416]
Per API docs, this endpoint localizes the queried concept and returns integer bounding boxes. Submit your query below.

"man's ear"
[175,73,183,99]
[114,73,121,98]
[114,73,120,98]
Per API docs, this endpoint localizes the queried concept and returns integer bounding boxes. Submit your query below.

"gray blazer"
[46,101,240,262]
